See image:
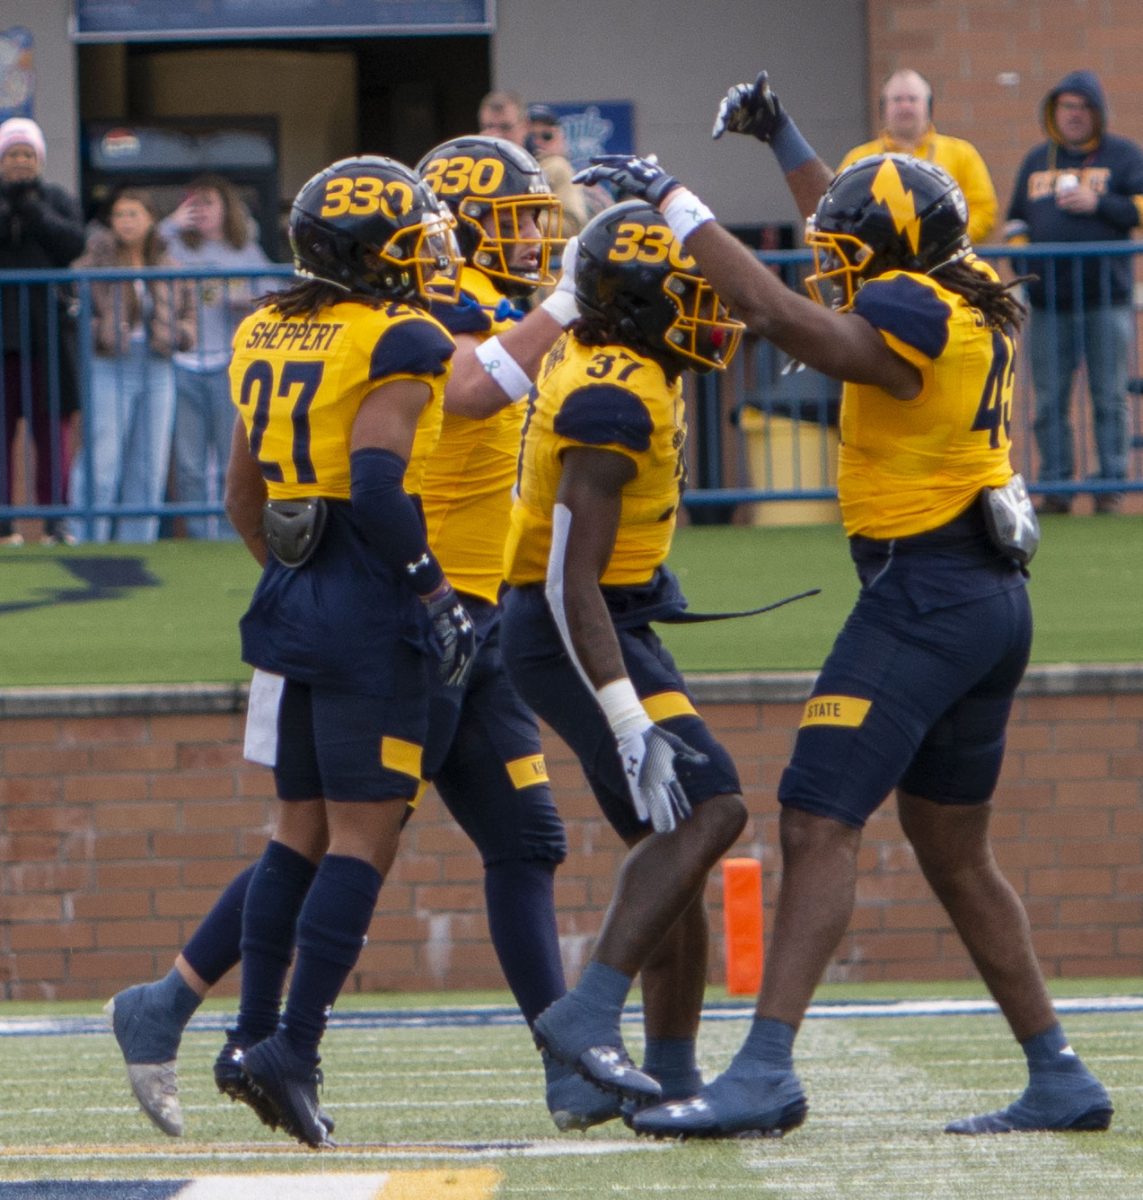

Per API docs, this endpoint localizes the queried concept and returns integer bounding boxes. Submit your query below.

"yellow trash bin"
[739,405,841,526]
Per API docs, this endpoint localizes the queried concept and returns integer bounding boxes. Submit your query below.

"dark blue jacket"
[1006,70,1143,309]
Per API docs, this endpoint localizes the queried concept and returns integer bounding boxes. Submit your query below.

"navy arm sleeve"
[350,448,444,596]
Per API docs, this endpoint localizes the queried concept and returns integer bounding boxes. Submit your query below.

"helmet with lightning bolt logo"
[804,153,970,311]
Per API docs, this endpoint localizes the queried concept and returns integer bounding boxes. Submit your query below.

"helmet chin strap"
[924,240,972,277]
[295,266,353,293]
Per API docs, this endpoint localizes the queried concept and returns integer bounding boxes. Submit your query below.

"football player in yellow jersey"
[105,139,593,1142]
[575,75,1112,1140]
[500,200,753,1112]
[416,134,623,1129]
[219,155,471,1147]
[420,137,753,1130]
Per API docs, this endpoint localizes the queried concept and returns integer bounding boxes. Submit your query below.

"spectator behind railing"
[838,69,998,245]
[1006,69,1143,516]
[160,175,275,539]
[525,104,590,235]
[70,188,196,542]
[0,117,86,546]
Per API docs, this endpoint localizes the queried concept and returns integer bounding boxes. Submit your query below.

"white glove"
[616,721,705,834]
[540,235,580,326]
[597,677,706,833]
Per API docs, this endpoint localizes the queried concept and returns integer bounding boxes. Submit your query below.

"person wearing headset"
[839,68,998,244]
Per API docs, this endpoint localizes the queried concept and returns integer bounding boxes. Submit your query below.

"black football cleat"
[241,1033,335,1148]
[215,1038,281,1132]
[216,1035,336,1136]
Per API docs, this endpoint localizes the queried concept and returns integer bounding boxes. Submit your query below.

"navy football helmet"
[416,135,562,297]
[574,200,743,373]
[805,153,970,311]
[289,155,462,303]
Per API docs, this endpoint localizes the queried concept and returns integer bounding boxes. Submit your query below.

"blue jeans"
[71,343,175,542]
[172,363,238,539]
[1028,304,1132,485]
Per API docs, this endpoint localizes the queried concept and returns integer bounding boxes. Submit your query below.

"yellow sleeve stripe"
[1133,196,1143,225]
[381,736,423,779]
[506,754,550,790]
[800,695,872,728]
[406,779,430,814]
[879,329,932,372]
[642,690,698,723]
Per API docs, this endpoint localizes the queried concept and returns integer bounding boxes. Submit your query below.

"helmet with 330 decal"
[574,200,744,373]
[416,135,562,297]
[289,155,462,304]
[805,153,970,311]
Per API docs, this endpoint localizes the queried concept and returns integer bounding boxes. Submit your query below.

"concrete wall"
[1,668,1139,1002]
[491,0,869,228]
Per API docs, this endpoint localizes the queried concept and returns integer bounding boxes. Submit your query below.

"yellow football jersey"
[504,334,686,587]
[839,266,1016,538]
[229,298,454,501]
[422,267,527,604]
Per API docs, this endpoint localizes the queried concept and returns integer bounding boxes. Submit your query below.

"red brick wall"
[864,0,1143,240]
[0,669,1139,1002]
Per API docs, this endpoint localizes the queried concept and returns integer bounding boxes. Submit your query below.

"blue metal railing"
[0,264,291,540]
[1,246,1140,537]
[683,241,1143,514]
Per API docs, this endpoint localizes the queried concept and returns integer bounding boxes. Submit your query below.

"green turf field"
[0,514,1139,687]
[0,982,1138,1197]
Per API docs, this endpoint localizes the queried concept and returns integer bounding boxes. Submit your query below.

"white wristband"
[597,677,651,737]
[474,336,533,401]
[539,288,579,327]
[662,188,716,244]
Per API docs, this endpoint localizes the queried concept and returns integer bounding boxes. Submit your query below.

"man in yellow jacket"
[839,68,998,243]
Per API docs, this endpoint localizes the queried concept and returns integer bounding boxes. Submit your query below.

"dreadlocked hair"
[929,258,1030,335]
[260,279,390,320]
[569,315,684,381]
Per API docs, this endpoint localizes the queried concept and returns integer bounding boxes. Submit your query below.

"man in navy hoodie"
[1006,70,1143,514]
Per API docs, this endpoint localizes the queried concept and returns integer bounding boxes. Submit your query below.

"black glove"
[4,179,41,210]
[712,70,787,142]
[572,155,679,205]
[423,585,476,688]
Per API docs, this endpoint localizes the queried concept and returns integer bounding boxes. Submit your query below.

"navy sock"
[1021,1023,1075,1075]
[236,841,319,1046]
[182,864,256,986]
[120,969,201,1062]
[281,854,382,1061]
[642,1036,701,1097]
[574,961,632,1019]
[484,859,565,1026]
[736,1016,797,1071]
[155,967,202,1028]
